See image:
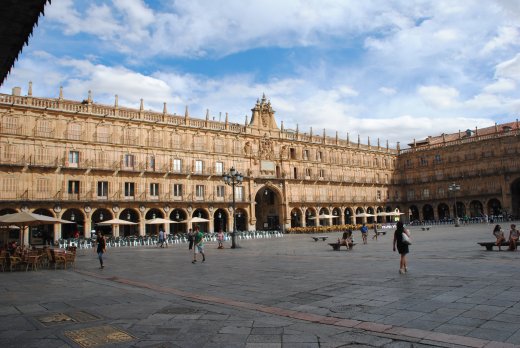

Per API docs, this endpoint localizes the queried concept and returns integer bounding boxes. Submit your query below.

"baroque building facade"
[0,84,519,244]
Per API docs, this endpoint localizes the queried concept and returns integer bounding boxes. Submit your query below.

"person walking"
[372,223,379,240]
[509,224,519,251]
[158,229,165,248]
[95,231,106,269]
[192,226,206,263]
[393,221,410,274]
[360,223,368,244]
[217,230,224,249]
[187,228,194,250]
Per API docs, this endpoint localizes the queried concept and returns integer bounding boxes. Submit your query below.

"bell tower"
[249,94,279,130]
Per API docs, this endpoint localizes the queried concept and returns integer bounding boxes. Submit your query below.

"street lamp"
[448,182,461,227]
[223,166,243,248]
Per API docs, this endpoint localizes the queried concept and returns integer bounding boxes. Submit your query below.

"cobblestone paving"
[1,223,519,347]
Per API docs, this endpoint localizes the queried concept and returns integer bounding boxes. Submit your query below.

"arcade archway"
[511,178,520,218]
[254,186,282,230]
[62,208,84,238]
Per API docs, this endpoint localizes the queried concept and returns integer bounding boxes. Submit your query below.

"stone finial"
[377,138,380,148]
[442,133,446,142]
[495,123,498,132]
[184,105,189,118]
[205,109,209,121]
[517,119,519,129]
[139,99,144,111]
[59,86,63,100]
[368,136,370,146]
[413,138,416,147]
[87,90,92,103]
[347,132,350,143]
[323,128,326,139]
[115,94,119,108]
[475,126,478,136]
[458,130,461,139]
[296,124,299,133]
[357,134,360,145]
[245,114,249,125]
[310,127,313,137]
[225,112,229,125]
[281,121,284,131]
[335,131,338,142]
[163,102,167,114]
[397,141,400,151]
[386,139,389,149]
[28,81,32,96]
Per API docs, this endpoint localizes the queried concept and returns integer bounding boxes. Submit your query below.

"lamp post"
[448,182,461,227]
[223,166,243,248]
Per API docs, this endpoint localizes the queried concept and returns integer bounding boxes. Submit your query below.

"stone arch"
[469,200,483,218]
[119,208,140,237]
[422,204,434,221]
[331,207,341,225]
[437,203,450,220]
[487,198,502,216]
[92,208,112,236]
[169,208,188,234]
[235,208,248,231]
[511,178,520,218]
[214,208,228,232]
[305,207,318,227]
[254,185,283,230]
[144,208,165,235]
[291,207,302,228]
[344,207,353,225]
[62,208,85,239]
[32,208,56,245]
[409,205,420,222]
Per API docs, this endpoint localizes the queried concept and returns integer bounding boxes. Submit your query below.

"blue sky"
[1,0,520,146]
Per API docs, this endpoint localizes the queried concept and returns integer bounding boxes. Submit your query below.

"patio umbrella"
[355,212,376,218]
[0,211,73,246]
[96,218,137,225]
[308,214,338,220]
[182,216,210,223]
[145,217,175,224]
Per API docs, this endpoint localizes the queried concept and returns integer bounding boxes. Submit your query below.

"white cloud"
[495,53,520,81]
[418,86,460,109]
[481,26,520,55]
[379,87,396,96]
[483,78,516,93]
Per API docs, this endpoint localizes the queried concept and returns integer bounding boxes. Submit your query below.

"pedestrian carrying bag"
[402,231,412,245]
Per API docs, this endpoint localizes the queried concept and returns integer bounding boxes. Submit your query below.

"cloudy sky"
[2,0,520,146]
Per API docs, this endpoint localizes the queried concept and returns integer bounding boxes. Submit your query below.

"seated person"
[509,224,519,251]
[493,224,506,250]
[340,230,354,249]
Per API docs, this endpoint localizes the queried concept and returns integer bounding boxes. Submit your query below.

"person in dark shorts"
[393,221,410,274]
[95,232,106,269]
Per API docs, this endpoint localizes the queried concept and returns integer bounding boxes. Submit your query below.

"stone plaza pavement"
[1,223,520,348]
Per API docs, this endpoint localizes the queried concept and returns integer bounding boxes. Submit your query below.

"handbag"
[402,231,412,245]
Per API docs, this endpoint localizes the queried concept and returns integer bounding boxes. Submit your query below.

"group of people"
[493,224,519,251]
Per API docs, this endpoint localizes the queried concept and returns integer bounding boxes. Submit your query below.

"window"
[173,184,183,197]
[195,185,205,199]
[215,139,224,153]
[194,137,204,151]
[235,186,244,201]
[124,128,137,145]
[377,190,382,201]
[68,151,79,167]
[233,140,242,154]
[434,154,442,164]
[215,162,223,175]
[67,123,82,140]
[420,157,428,166]
[124,154,134,168]
[3,116,18,132]
[319,169,325,178]
[195,160,203,174]
[407,190,415,200]
[423,189,430,199]
[293,167,298,179]
[150,183,159,197]
[290,148,296,159]
[305,168,311,178]
[97,181,108,198]
[148,156,155,171]
[438,187,445,197]
[97,126,110,143]
[36,178,49,192]
[172,134,181,148]
[68,180,80,194]
[316,151,322,162]
[216,185,225,198]
[303,149,310,160]
[124,182,135,197]
[36,119,52,136]
[2,177,16,198]
[173,159,182,173]
[405,159,412,168]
